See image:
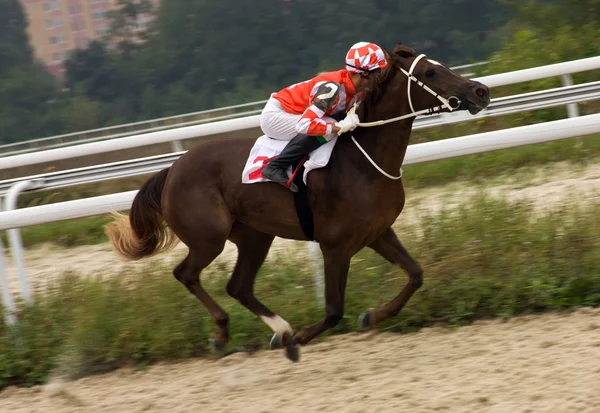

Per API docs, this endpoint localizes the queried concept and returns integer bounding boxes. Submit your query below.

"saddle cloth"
[242,135,338,185]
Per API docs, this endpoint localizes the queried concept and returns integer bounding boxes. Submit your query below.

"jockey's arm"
[295,82,342,137]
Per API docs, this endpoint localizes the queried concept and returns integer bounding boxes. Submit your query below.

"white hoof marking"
[260,315,293,335]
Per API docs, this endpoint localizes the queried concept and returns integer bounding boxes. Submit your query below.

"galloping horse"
[106,43,490,361]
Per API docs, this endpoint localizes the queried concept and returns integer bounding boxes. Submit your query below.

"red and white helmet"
[345,42,388,74]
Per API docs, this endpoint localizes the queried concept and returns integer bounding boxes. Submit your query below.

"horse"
[105,43,490,362]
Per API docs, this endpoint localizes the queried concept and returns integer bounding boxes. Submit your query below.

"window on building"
[75,37,89,49]
[71,17,86,31]
[69,3,83,14]
[52,50,68,62]
[96,26,110,36]
[46,17,64,29]
[92,11,107,20]
[43,1,60,12]
[49,35,66,44]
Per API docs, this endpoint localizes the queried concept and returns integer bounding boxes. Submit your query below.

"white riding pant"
[260,96,338,142]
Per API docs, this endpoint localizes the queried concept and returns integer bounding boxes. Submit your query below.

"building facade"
[18,0,157,79]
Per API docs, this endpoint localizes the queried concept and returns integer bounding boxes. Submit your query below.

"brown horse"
[106,43,490,362]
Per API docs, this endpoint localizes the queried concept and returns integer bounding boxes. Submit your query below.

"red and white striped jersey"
[272,69,361,136]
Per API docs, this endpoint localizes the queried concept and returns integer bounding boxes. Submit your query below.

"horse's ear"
[383,48,393,61]
[393,43,417,58]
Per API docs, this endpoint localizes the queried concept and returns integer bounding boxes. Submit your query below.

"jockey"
[260,41,388,192]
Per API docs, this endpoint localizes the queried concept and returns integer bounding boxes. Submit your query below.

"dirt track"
[1,307,599,413]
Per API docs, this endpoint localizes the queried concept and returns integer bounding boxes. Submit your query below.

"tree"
[0,67,63,143]
[65,41,121,102]
[105,0,156,56]
[60,89,102,132]
[501,0,600,35]
[0,0,33,75]
[491,0,600,72]
[0,1,65,143]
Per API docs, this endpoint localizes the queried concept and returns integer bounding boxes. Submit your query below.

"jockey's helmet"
[345,42,388,74]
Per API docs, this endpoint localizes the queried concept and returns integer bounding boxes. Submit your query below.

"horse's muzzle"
[466,83,491,114]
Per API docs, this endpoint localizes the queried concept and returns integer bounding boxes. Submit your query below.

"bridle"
[357,54,462,127]
[349,54,462,180]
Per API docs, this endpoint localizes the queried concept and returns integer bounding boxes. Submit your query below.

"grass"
[4,215,112,248]
[404,133,600,189]
[1,193,600,389]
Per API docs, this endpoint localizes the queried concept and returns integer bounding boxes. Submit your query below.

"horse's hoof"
[270,332,300,361]
[285,344,300,362]
[269,331,295,350]
[358,308,376,330]
[209,337,227,353]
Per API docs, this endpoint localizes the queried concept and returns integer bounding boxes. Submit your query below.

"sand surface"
[1,307,599,413]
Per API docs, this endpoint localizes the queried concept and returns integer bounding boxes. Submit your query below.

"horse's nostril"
[475,87,486,98]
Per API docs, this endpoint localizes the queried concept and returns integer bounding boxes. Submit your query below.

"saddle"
[242,135,340,241]
[242,134,338,185]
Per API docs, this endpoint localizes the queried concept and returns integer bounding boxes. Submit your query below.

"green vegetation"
[12,215,112,248]
[2,194,599,389]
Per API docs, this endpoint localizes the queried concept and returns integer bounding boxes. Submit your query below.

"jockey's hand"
[336,113,360,135]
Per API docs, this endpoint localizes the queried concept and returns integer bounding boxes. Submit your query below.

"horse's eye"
[425,69,435,78]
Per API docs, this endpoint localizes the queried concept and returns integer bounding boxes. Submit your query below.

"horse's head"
[365,44,490,118]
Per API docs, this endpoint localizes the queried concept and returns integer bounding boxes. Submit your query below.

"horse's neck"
[349,111,414,180]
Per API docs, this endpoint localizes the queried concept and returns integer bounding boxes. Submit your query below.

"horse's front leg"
[359,227,423,329]
[292,246,351,347]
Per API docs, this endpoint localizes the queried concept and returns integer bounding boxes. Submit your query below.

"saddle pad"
[242,135,338,185]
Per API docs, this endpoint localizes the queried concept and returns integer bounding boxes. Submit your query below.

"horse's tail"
[105,168,179,261]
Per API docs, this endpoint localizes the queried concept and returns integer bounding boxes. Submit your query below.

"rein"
[349,54,461,180]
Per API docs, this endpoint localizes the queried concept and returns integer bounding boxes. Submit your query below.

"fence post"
[309,241,324,309]
[4,180,44,304]
[560,74,580,118]
[171,140,184,152]
[0,200,17,325]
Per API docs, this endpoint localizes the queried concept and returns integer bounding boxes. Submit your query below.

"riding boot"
[262,134,325,192]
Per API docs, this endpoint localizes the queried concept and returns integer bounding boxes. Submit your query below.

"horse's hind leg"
[174,245,230,350]
[166,184,234,350]
[359,227,423,329]
[226,222,299,361]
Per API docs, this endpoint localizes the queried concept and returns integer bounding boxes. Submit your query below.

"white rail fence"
[1,56,599,323]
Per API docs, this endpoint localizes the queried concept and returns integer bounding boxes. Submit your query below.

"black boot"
[262,134,324,192]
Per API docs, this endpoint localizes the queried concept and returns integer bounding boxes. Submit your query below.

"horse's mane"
[358,43,418,122]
